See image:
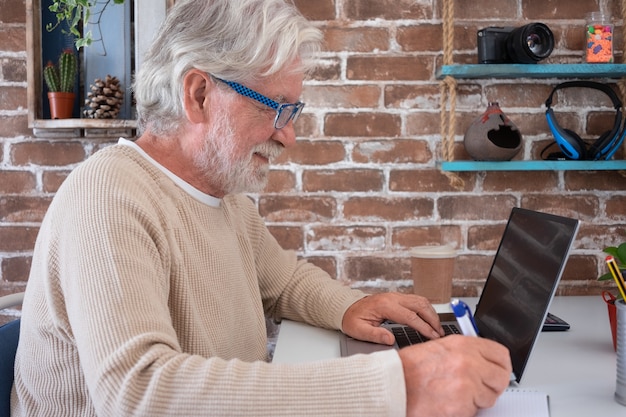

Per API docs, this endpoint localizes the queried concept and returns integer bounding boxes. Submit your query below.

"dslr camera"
[477,23,554,64]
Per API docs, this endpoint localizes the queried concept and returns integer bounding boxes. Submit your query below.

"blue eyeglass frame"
[212,76,305,129]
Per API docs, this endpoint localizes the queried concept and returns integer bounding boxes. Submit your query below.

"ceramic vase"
[463,102,522,161]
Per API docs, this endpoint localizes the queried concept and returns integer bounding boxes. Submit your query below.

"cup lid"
[411,244,456,258]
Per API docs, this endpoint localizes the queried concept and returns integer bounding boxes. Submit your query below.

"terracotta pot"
[604,290,618,351]
[47,92,75,119]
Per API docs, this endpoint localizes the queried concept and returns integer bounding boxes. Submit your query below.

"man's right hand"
[398,335,512,417]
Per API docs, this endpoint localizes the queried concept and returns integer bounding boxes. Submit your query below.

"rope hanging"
[619,0,626,158]
[439,0,463,188]
[617,0,626,122]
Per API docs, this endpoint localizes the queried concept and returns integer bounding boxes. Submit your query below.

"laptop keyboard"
[391,324,461,348]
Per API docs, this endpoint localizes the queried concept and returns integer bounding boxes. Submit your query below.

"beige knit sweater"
[12,140,406,416]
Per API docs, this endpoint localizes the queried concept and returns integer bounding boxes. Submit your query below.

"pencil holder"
[616,299,626,406]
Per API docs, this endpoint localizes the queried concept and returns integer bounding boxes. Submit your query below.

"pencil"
[606,255,626,300]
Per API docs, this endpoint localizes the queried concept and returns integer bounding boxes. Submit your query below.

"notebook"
[340,207,580,383]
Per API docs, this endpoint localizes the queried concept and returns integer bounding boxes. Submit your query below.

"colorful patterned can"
[586,12,614,63]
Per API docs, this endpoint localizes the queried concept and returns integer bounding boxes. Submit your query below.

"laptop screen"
[474,207,579,382]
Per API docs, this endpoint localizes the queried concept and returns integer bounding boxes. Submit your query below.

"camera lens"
[506,23,554,63]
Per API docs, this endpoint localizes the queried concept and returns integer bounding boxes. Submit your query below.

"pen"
[606,255,626,300]
[450,298,479,337]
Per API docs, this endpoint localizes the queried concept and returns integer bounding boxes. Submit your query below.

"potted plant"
[47,0,126,49]
[43,49,78,119]
[599,241,626,351]
[599,242,626,287]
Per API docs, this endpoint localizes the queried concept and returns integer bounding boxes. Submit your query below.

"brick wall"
[2,0,626,323]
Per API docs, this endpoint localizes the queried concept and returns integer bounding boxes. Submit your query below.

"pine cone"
[83,75,124,119]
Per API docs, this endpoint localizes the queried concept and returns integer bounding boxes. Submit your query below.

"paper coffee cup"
[411,244,456,304]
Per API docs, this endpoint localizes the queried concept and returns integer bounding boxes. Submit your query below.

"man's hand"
[399,335,512,417]
[341,293,445,345]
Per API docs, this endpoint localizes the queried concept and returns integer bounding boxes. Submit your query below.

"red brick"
[303,169,383,192]
[483,84,553,108]
[263,170,296,193]
[0,86,26,110]
[574,224,626,252]
[522,0,598,20]
[0,0,26,23]
[11,141,86,166]
[307,58,341,81]
[259,196,337,222]
[1,57,27,82]
[521,195,599,220]
[324,113,401,137]
[42,170,70,193]
[467,224,506,251]
[352,140,431,164]
[406,112,446,136]
[277,140,345,165]
[389,169,475,192]
[482,171,559,192]
[2,256,31,283]
[450,1,517,20]
[564,171,626,192]
[0,27,25,52]
[343,197,434,221]
[294,113,320,138]
[606,196,626,220]
[438,196,518,220]
[454,254,494,282]
[0,226,39,252]
[293,0,335,20]
[0,196,52,222]
[323,27,390,52]
[344,0,431,20]
[302,85,381,108]
[397,24,444,52]
[385,84,441,110]
[0,170,36,194]
[344,256,411,282]
[347,56,433,81]
[0,115,29,137]
[392,225,462,249]
[560,255,598,281]
[307,226,386,251]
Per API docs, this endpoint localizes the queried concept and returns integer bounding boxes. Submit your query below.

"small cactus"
[43,49,77,93]
[43,61,60,92]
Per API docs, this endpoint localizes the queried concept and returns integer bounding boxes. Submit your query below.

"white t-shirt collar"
[118,138,222,208]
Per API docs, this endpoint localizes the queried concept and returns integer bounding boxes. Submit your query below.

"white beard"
[193,110,283,195]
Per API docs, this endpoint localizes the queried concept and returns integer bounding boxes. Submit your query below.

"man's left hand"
[341,293,445,345]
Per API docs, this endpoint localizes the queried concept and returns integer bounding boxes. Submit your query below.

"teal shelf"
[436,64,626,79]
[439,160,626,171]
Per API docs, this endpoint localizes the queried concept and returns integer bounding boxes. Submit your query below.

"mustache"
[252,141,284,162]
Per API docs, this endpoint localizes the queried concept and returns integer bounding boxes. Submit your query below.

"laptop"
[340,207,580,383]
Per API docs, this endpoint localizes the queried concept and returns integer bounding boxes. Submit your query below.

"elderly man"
[12,0,511,416]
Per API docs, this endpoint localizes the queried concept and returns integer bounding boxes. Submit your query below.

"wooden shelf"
[436,63,626,79]
[29,118,137,129]
[439,160,626,171]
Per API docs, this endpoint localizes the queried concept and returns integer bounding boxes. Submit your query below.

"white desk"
[273,296,625,416]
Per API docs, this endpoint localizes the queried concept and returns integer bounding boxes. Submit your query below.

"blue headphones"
[545,81,626,160]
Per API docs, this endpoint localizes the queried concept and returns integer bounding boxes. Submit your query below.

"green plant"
[599,241,626,283]
[46,0,126,49]
[43,49,78,93]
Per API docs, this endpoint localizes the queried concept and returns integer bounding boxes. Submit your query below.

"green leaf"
[616,242,626,265]
[599,272,614,281]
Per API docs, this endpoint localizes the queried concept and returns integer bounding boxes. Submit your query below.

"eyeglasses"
[212,76,305,130]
